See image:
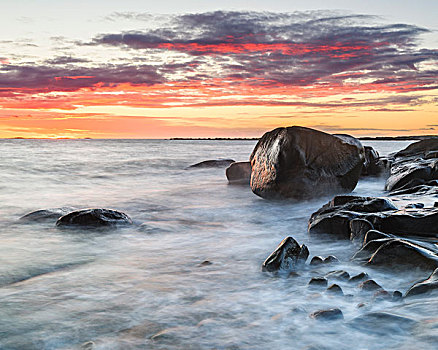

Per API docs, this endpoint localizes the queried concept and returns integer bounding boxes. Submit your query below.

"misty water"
[0,139,437,350]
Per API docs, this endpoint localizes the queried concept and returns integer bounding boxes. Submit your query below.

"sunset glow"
[0,7,437,138]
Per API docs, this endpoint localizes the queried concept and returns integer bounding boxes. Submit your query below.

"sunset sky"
[0,1,437,138]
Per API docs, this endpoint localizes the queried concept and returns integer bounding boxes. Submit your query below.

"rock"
[199,260,212,267]
[363,230,392,246]
[352,238,393,262]
[348,312,417,335]
[80,341,95,350]
[310,256,324,266]
[405,203,425,209]
[359,279,383,292]
[226,161,252,184]
[349,272,369,283]
[324,255,339,264]
[308,277,328,287]
[325,270,350,281]
[349,218,373,243]
[56,209,133,227]
[435,202,438,208]
[326,284,343,295]
[19,207,75,222]
[188,158,235,168]
[249,126,364,199]
[362,146,384,176]
[395,139,438,158]
[373,290,391,301]
[392,290,403,301]
[367,239,438,270]
[309,308,344,321]
[405,267,438,297]
[262,236,309,273]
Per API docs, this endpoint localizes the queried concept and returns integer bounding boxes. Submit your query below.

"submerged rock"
[359,279,383,292]
[308,277,328,287]
[348,312,417,335]
[188,158,235,168]
[309,308,344,321]
[262,236,309,273]
[405,267,438,297]
[249,126,364,199]
[19,207,75,222]
[226,161,252,184]
[326,284,343,295]
[56,209,132,227]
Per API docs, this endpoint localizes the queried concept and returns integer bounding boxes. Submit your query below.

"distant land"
[170,135,438,141]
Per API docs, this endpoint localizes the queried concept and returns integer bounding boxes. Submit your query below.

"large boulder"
[405,268,438,297]
[250,126,364,199]
[262,236,309,273]
[226,161,251,184]
[56,208,132,227]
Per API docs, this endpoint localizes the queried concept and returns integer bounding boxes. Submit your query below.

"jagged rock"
[325,270,350,280]
[56,208,132,227]
[226,161,251,184]
[250,126,364,199]
[350,218,374,243]
[362,146,384,176]
[395,139,438,158]
[349,272,369,283]
[262,236,309,273]
[19,207,75,222]
[359,279,383,292]
[363,230,393,245]
[405,268,438,297]
[324,255,339,264]
[326,284,343,295]
[309,308,344,321]
[308,277,328,287]
[367,239,438,270]
[188,159,235,168]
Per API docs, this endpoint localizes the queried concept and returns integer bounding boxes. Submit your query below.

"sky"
[0,1,437,138]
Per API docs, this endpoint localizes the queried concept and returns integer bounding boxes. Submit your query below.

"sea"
[0,139,437,350]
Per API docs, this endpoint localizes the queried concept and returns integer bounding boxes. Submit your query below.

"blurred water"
[0,139,436,350]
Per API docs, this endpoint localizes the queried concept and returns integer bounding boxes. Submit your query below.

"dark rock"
[348,312,417,335]
[262,236,309,273]
[249,126,364,199]
[351,238,393,262]
[435,202,438,208]
[308,211,358,239]
[325,270,350,280]
[425,150,438,159]
[188,159,235,168]
[405,203,424,209]
[310,256,324,266]
[373,290,391,301]
[226,161,251,184]
[359,279,383,292]
[56,208,132,227]
[349,272,369,283]
[367,239,438,270]
[309,308,344,321]
[392,290,403,301]
[308,277,328,287]
[405,267,438,297]
[328,196,397,212]
[19,207,75,222]
[395,139,438,158]
[326,284,343,295]
[323,255,339,264]
[363,230,393,246]
[349,218,373,243]
[362,146,384,176]
[199,260,212,267]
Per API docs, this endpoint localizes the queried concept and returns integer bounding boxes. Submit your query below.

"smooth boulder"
[19,207,75,222]
[262,236,309,273]
[405,268,438,297]
[226,161,251,184]
[188,159,235,169]
[56,208,132,227]
[250,126,364,199]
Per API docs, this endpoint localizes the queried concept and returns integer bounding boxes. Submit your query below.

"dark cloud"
[44,56,89,65]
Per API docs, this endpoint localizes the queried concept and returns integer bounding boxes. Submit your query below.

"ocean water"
[0,139,436,350]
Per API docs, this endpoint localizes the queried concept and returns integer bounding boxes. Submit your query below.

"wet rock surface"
[309,308,344,321]
[19,207,76,222]
[262,236,308,273]
[56,208,133,227]
[250,126,364,199]
[226,161,252,184]
[405,267,438,297]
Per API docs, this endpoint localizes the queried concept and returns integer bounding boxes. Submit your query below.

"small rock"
[392,291,403,301]
[326,284,343,295]
[349,272,369,283]
[226,161,252,184]
[349,218,373,243]
[19,207,75,222]
[325,270,350,281]
[373,290,391,301]
[405,203,424,209]
[359,279,382,292]
[188,159,235,168]
[357,303,366,308]
[309,308,344,321]
[310,256,324,266]
[348,312,417,335]
[80,341,95,350]
[199,260,212,267]
[56,208,132,227]
[308,277,328,287]
[324,255,339,264]
[262,236,309,273]
[434,202,438,208]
